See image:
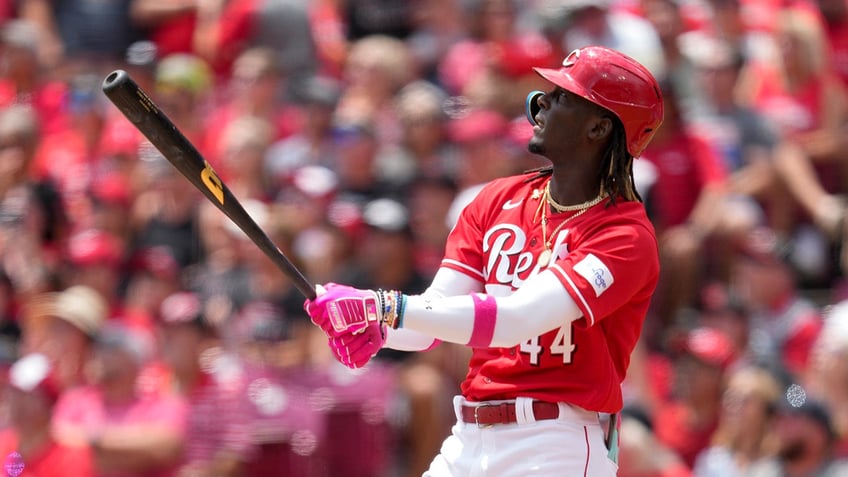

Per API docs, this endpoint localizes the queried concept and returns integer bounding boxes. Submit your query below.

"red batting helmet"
[530,46,664,157]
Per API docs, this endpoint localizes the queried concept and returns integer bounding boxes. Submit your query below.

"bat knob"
[102,70,130,94]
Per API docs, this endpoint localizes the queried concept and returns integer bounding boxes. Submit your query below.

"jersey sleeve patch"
[573,253,614,297]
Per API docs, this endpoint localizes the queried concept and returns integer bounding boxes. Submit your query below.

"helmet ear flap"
[525,90,544,126]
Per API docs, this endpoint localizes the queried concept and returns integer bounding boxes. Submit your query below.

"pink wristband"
[467,293,497,348]
[423,339,442,352]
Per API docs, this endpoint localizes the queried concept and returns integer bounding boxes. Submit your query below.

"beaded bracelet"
[376,289,405,329]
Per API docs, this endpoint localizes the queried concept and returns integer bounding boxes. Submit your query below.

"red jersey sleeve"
[548,207,660,328]
[441,186,489,282]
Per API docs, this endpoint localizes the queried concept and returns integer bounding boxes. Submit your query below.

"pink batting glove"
[328,321,386,369]
[304,283,382,336]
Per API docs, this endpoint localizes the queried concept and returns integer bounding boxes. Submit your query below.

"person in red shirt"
[653,326,737,468]
[200,47,301,174]
[0,353,94,477]
[639,80,730,336]
[129,0,199,57]
[0,20,69,138]
[438,0,556,100]
[304,45,664,476]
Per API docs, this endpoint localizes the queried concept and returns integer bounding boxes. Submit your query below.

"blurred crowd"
[1,0,848,476]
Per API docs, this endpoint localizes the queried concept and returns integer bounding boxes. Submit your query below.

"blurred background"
[0,0,848,476]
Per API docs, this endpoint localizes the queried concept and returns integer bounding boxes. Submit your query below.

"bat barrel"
[101,69,317,301]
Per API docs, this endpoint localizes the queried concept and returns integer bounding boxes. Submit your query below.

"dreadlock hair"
[523,116,642,205]
[599,117,642,204]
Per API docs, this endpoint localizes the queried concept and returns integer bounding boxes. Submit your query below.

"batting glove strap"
[326,291,381,334]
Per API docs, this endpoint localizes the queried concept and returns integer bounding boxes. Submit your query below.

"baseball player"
[305,45,664,476]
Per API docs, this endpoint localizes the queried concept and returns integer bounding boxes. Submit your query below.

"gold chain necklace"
[535,180,607,267]
[545,180,607,212]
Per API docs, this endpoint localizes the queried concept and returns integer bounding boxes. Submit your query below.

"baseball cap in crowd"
[125,40,158,69]
[395,80,448,124]
[291,75,342,107]
[290,165,338,200]
[159,291,212,332]
[448,109,509,144]
[89,172,132,208]
[0,19,39,54]
[235,301,289,343]
[7,353,61,403]
[67,228,124,269]
[682,326,736,370]
[735,226,791,266]
[24,285,108,339]
[129,246,180,281]
[96,322,155,365]
[155,53,212,96]
[362,198,411,235]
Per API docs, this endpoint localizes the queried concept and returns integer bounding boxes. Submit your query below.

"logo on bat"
[201,161,225,204]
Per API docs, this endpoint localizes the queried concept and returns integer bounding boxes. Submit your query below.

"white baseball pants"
[423,396,618,477]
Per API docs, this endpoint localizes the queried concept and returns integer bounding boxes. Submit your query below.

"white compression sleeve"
[400,270,583,348]
[384,268,483,351]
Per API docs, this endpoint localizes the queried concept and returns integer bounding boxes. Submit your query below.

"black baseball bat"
[102,69,316,300]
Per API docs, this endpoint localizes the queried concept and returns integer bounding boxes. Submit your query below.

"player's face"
[527,86,599,159]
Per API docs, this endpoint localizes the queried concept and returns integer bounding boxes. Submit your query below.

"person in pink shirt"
[156,292,252,477]
[51,323,187,477]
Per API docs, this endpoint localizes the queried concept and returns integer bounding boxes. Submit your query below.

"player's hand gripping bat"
[102,69,316,300]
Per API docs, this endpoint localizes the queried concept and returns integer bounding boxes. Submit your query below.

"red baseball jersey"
[442,173,659,413]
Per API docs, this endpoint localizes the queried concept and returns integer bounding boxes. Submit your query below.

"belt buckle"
[474,403,497,429]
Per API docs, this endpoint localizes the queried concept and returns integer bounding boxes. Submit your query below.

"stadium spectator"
[156,291,252,477]
[439,0,555,113]
[265,74,343,181]
[192,0,317,85]
[19,0,141,68]
[129,0,200,58]
[689,38,781,237]
[730,227,824,378]
[654,327,737,468]
[747,394,848,477]
[806,300,848,457]
[638,81,730,338]
[0,353,94,477]
[0,20,69,136]
[51,322,186,477]
[231,301,324,476]
[640,0,709,121]
[387,80,458,185]
[553,0,665,77]
[618,406,693,477]
[20,285,107,392]
[202,47,301,172]
[0,104,64,301]
[693,365,783,476]
[444,108,516,227]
